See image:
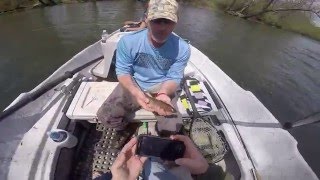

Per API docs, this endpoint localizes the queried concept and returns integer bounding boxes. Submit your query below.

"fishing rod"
[201,74,320,130]
[0,55,104,122]
[283,112,320,129]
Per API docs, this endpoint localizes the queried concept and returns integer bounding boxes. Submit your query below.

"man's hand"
[170,135,209,175]
[118,75,155,112]
[131,89,153,112]
[156,94,171,105]
[111,137,148,180]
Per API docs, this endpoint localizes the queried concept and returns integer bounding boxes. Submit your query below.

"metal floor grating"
[71,122,139,180]
[92,123,138,173]
[71,115,223,179]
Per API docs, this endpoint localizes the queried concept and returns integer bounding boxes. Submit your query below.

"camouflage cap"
[147,0,179,23]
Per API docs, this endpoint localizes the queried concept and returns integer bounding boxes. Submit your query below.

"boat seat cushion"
[92,50,118,81]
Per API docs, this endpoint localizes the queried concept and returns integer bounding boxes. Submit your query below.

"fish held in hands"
[146,96,177,113]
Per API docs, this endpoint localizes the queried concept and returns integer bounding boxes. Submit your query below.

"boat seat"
[66,81,194,123]
[91,32,128,79]
[92,50,117,81]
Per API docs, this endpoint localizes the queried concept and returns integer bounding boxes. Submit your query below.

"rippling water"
[0,1,319,177]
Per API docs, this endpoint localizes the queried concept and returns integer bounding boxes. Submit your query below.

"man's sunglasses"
[151,18,174,24]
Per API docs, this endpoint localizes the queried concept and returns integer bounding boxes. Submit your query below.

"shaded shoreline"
[211,0,320,41]
[1,0,319,41]
[0,0,78,14]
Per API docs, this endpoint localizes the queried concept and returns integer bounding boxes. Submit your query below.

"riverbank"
[163,0,320,41]
[205,0,320,41]
[0,0,38,14]
[0,0,78,14]
[1,0,319,41]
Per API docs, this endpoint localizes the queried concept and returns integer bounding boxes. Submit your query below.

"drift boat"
[0,30,317,180]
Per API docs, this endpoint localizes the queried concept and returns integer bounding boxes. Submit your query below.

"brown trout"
[146,95,177,113]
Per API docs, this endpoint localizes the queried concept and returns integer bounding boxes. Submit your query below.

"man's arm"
[155,44,190,110]
[155,80,179,110]
[118,75,152,111]
[158,42,191,97]
[157,80,178,96]
[117,75,140,96]
[116,38,151,111]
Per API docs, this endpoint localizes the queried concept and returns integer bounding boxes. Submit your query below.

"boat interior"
[52,39,242,180]
[3,30,318,180]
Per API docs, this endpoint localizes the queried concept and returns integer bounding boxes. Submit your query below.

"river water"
[0,1,319,177]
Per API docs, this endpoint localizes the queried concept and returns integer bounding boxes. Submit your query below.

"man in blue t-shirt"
[97,0,190,134]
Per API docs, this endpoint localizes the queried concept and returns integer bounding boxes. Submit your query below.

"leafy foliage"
[210,0,320,40]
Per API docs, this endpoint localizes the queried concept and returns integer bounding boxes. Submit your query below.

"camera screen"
[137,136,185,161]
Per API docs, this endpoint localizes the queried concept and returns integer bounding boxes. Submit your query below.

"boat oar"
[0,55,104,121]
[283,112,320,130]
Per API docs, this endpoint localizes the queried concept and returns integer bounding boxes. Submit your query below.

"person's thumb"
[112,152,126,169]
[143,95,150,104]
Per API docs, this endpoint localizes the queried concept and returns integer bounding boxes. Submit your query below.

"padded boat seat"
[91,32,129,78]
[66,81,193,122]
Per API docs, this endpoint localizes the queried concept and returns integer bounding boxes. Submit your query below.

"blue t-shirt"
[116,29,191,90]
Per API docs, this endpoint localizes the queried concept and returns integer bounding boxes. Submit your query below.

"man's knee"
[96,104,112,126]
[96,84,139,129]
[97,101,125,126]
